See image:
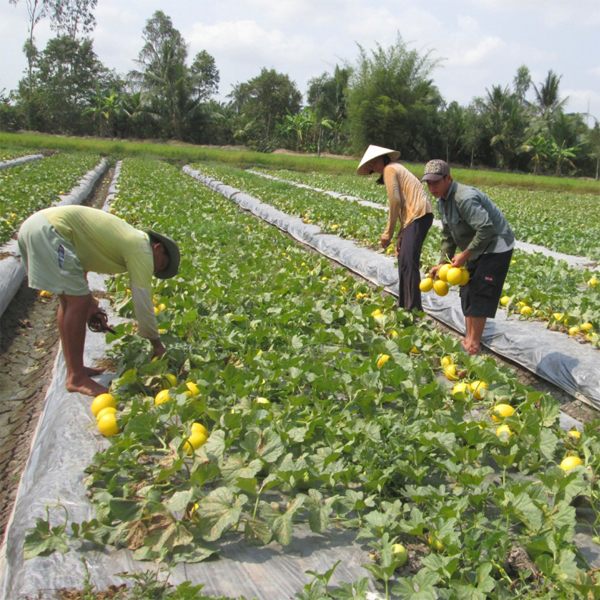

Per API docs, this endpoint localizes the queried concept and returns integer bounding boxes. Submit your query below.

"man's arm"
[439,220,457,265]
[458,193,497,260]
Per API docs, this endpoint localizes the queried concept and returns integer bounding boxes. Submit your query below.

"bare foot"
[66,374,108,396]
[84,366,105,376]
[461,341,481,355]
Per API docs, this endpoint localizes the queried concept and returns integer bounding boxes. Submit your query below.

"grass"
[2,131,599,195]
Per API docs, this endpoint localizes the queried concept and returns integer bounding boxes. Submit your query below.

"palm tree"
[120,90,159,138]
[585,121,600,180]
[532,70,568,133]
[483,85,528,169]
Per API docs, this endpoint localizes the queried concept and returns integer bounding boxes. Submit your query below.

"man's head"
[144,228,180,279]
[422,159,452,198]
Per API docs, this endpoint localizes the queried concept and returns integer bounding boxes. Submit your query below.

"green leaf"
[556,548,579,582]
[165,490,194,513]
[538,427,558,460]
[23,518,69,559]
[511,492,543,531]
[221,455,262,487]
[538,395,561,426]
[400,507,426,535]
[203,429,226,465]
[108,499,144,522]
[244,518,273,545]
[244,428,285,464]
[111,368,138,388]
[306,489,336,533]
[124,412,157,439]
[392,569,440,600]
[195,487,247,542]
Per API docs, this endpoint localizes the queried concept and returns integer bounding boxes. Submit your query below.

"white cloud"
[563,89,600,118]
[0,0,598,121]
[446,36,504,67]
[188,19,312,69]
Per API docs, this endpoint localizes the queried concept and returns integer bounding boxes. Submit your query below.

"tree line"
[2,3,599,179]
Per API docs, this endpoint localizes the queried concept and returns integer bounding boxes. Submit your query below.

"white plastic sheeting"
[184,166,600,411]
[0,154,44,171]
[248,170,597,269]
[0,163,596,600]
[0,159,108,318]
[0,163,382,600]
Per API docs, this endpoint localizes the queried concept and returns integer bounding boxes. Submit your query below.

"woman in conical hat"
[357,145,434,312]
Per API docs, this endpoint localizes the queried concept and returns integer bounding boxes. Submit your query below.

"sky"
[1,0,599,124]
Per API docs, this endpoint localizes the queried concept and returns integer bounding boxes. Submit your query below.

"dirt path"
[0,165,114,543]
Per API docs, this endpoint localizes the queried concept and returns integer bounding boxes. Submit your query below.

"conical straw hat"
[356,145,401,175]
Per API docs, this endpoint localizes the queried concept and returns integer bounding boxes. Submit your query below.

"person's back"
[42,205,151,279]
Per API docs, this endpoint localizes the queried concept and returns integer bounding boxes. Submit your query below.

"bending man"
[18,205,180,396]
[423,160,514,355]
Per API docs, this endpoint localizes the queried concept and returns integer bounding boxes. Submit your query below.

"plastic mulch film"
[248,170,596,270]
[0,164,383,600]
[0,154,44,171]
[184,166,600,411]
[0,159,108,319]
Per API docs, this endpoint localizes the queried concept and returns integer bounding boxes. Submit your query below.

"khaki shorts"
[17,211,90,296]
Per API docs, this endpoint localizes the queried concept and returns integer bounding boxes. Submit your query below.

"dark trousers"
[398,212,433,312]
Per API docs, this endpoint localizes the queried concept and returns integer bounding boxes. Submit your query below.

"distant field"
[1,132,599,195]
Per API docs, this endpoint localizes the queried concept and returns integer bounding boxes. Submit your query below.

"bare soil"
[2,160,598,599]
[0,166,114,544]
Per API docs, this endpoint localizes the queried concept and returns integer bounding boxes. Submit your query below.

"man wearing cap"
[422,160,515,355]
[18,205,181,396]
[357,145,434,312]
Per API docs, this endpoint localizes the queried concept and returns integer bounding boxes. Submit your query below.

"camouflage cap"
[422,159,450,182]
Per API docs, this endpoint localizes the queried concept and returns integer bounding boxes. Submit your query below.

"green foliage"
[229,68,302,151]
[129,11,220,142]
[17,35,118,135]
[244,166,600,342]
[346,34,442,159]
[0,151,101,243]
[21,158,600,600]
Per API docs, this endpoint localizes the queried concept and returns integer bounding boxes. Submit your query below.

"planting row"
[27,157,600,599]
[0,148,39,163]
[252,167,600,261]
[0,151,101,245]
[192,164,600,348]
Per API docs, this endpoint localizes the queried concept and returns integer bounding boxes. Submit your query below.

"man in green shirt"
[423,160,514,355]
[18,205,180,397]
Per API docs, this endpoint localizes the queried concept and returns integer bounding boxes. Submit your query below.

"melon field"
[1,146,600,600]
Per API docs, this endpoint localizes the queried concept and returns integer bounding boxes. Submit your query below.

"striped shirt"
[381,162,433,242]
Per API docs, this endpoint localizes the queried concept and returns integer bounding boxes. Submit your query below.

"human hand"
[451,250,471,268]
[87,309,116,334]
[429,264,443,278]
[380,234,391,248]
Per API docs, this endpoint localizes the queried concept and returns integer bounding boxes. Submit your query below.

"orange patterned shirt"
[381,162,433,242]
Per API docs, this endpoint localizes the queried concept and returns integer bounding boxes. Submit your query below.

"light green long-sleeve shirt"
[42,205,159,340]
